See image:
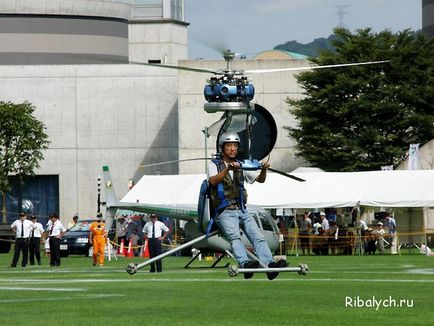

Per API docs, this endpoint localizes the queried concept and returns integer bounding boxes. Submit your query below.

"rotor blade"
[269,168,305,182]
[139,158,212,168]
[207,116,226,136]
[129,61,220,74]
[190,31,229,57]
[139,158,305,182]
[244,60,390,74]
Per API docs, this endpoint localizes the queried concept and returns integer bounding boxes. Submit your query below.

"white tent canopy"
[122,170,434,209]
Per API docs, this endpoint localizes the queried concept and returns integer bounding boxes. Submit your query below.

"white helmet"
[218,132,240,150]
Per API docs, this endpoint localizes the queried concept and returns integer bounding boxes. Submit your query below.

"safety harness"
[199,158,247,237]
[211,158,247,214]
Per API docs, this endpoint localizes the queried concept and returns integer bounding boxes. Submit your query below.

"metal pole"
[97,176,101,215]
[127,230,219,274]
[294,209,299,256]
[202,127,209,175]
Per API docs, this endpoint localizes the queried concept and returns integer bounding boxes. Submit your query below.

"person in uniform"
[208,132,287,280]
[46,213,66,267]
[142,214,169,273]
[10,212,33,267]
[90,213,107,266]
[28,215,44,265]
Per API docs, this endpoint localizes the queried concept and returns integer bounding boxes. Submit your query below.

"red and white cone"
[119,239,125,256]
[126,239,134,258]
[142,240,150,258]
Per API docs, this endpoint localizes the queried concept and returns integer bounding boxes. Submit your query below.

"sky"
[185,0,422,59]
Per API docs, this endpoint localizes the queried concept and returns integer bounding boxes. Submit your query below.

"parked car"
[60,219,115,257]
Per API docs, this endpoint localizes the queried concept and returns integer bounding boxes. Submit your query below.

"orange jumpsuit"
[90,221,107,266]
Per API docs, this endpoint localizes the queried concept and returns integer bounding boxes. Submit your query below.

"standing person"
[116,216,128,248]
[10,212,33,268]
[365,228,377,254]
[90,213,107,266]
[326,221,339,255]
[299,212,312,256]
[385,213,397,254]
[142,213,169,273]
[67,214,79,230]
[375,222,385,254]
[128,229,140,257]
[28,215,44,265]
[319,212,329,231]
[46,213,66,267]
[208,132,287,280]
[355,217,368,254]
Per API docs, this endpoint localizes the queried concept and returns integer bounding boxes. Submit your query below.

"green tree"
[0,101,50,222]
[286,28,434,171]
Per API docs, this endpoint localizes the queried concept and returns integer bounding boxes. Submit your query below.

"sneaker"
[243,260,259,279]
[266,259,288,280]
[267,262,278,280]
[276,259,288,268]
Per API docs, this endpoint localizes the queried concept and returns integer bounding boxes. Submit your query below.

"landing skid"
[126,230,219,275]
[227,263,309,277]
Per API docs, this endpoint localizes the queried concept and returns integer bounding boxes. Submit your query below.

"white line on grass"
[0,278,132,283]
[0,286,86,291]
[1,277,434,283]
[313,270,432,274]
[0,268,122,274]
[406,268,434,274]
[0,293,124,303]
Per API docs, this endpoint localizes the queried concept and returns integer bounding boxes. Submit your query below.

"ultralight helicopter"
[101,50,388,277]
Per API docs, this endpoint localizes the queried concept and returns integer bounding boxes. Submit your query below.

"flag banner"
[408,144,420,170]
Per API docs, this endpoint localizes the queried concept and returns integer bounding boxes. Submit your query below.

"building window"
[131,0,163,19]
[171,0,184,21]
[0,175,59,226]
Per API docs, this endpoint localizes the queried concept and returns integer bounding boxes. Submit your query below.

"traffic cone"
[119,239,125,256]
[142,240,150,258]
[126,239,134,258]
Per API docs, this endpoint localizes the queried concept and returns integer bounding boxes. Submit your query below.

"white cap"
[377,222,383,226]
[319,212,326,216]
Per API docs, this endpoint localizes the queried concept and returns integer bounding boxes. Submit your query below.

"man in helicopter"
[208,132,287,280]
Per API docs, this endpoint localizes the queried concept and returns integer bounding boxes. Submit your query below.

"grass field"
[0,252,433,326]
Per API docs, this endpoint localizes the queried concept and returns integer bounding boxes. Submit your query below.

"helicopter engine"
[204,76,254,102]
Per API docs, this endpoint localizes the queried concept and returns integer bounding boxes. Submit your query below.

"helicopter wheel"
[228,265,239,277]
[298,264,308,275]
[126,263,138,275]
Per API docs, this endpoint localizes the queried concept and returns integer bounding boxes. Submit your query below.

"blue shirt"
[387,217,396,234]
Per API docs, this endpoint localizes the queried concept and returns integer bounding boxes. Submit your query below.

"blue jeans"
[215,209,273,267]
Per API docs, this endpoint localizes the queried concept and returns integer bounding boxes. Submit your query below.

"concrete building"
[130,0,188,64]
[0,0,186,223]
[0,0,130,64]
[423,0,434,38]
[0,0,306,225]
